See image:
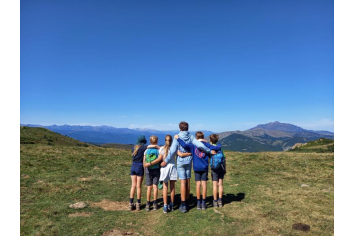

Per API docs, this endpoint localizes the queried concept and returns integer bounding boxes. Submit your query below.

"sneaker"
[129,203,134,211]
[135,202,141,211]
[153,203,158,211]
[197,203,202,210]
[201,203,207,210]
[169,203,174,212]
[213,201,218,208]
[179,205,187,213]
[163,205,168,214]
[146,203,150,212]
[218,200,223,207]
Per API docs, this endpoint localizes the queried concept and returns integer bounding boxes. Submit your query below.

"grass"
[21,128,334,235]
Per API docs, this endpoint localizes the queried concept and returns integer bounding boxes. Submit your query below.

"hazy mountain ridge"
[218,121,334,152]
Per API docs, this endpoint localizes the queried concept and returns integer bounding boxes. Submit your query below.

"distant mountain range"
[20,121,334,152]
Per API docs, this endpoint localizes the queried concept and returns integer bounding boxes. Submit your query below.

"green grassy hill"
[20,126,91,147]
[289,138,334,153]
[21,130,334,235]
[101,143,134,150]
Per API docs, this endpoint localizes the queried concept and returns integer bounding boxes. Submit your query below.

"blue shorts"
[177,163,192,180]
[211,167,225,181]
[194,170,208,181]
[130,162,144,176]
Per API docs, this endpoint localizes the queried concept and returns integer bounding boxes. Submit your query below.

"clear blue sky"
[20,0,334,132]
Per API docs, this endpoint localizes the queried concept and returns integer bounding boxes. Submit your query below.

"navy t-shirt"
[132,145,148,163]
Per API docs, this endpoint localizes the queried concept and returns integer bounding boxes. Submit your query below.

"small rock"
[69,202,87,209]
[301,184,309,187]
[292,223,310,232]
[21,174,29,179]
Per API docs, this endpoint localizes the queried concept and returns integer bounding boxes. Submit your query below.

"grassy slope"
[289,139,334,153]
[21,128,334,236]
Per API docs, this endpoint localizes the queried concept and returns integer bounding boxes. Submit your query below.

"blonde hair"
[163,135,172,158]
[132,145,141,156]
[150,135,158,145]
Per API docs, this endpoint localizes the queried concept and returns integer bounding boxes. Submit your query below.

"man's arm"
[164,137,179,163]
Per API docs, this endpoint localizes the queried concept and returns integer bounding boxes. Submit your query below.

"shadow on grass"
[151,193,245,211]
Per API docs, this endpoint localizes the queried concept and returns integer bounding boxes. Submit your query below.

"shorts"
[145,168,160,186]
[159,163,178,183]
[130,162,144,176]
[177,163,192,180]
[211,167,225,181]
[194,170,208,181]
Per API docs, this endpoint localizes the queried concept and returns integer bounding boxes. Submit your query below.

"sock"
[197,199,201,205]
[130,198,134,204]
[164,204,167,207]
[147,201,150,206]
[214,200,218,203]
[137,199,141,204]
[181,201,186,207]
[218,198,222,202]
[153,200,157,204]
[202,199,206,205]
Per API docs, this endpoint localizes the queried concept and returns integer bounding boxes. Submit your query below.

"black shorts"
[194,170,208,181]
[211,167,225,181]
[145,168,160,186]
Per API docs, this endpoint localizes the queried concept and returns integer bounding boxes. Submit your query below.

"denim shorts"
[130,162,144,176]
[177,163,192,180]
[194,170,208,181]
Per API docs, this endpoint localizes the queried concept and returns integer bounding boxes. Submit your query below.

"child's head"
[179,121,189,131]
[164,134,172,146]
[196,131,204,139]
[210,134,219,144]
[149,135,158,145]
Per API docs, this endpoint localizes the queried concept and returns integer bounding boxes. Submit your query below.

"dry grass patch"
[90,199,128,211]
[68,212,92,217]
[78,177,92,181]
[102,228,137,236]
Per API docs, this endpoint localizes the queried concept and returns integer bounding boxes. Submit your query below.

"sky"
[20,0,334,132]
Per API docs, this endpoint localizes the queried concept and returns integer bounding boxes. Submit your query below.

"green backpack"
[145,148,159,169]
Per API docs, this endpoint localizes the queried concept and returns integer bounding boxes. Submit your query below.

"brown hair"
[179,121,189,131]
[149,135,158,145]
[132,145,141,156]
[163,135,173,158]
[210,134,219,144]
[196,131,204,139]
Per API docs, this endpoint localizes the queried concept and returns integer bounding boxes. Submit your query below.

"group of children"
[129,121,226,213]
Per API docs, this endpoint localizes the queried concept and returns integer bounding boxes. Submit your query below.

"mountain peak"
[249,121,306,133]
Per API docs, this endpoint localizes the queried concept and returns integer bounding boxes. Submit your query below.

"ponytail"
[132,145,141,157]
[163,135,173,158]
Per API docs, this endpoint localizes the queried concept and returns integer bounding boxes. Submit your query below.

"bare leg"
[186,178,190,200]
[196,181,201,200]
[130,175,137,199]
[181,179,186,201]
[153,184,158,201]
[147,186,152,202]
[218,179,224,199]
[202,181,207,200]
[136,176,143,200]
[163,182,168,205]
[170,180,176,203]
[213,181,218,201]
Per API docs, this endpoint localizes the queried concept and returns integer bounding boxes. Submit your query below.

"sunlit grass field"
[20,128,334,235]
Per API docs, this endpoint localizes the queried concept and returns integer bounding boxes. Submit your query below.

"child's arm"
[191,137,211,153]
[201,142,222,151]
[176,137,191,150]
[149,154,163,166]
[147,144,160,149]
[177,150,191,157]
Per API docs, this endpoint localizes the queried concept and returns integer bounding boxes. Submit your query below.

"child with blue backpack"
[176,131,221,210]
[208,134,226,207]
[143,135,161,211]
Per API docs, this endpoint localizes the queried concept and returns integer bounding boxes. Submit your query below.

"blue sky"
[20,0,334,132]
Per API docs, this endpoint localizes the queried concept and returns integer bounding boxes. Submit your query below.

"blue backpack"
[210,146,225,170]
[145,148,160,169]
